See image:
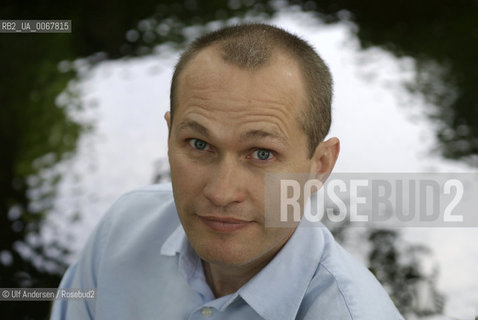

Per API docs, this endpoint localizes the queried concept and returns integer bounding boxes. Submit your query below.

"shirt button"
[201,307,213,317]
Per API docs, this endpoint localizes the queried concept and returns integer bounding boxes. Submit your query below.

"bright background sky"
[44,8,477,319]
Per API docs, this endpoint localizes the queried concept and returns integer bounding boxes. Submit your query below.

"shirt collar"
[238,220,325,320]
[160,225,216,301]
[160,224,187,257]
[160,220,326,320]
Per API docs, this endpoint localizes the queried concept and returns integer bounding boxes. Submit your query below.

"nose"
[203,155,247,208]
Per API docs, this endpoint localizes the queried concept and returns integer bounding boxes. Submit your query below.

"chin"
[195,240,256,267]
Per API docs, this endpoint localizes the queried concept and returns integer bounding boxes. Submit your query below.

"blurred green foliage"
[293,0,478,164]
[368,229,444,316]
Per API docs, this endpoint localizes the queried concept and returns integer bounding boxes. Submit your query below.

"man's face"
[167,46,316,269]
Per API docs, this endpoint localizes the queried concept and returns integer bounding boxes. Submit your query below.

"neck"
[201,257,270,298]
[201,230,296,298]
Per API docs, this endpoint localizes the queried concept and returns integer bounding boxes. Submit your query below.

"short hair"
[170,23,333,158]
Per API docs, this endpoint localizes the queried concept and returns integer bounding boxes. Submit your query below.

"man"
[51,24,403,319]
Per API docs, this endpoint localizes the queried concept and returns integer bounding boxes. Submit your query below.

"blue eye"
[253,149,272,161]
[190,139,209,150]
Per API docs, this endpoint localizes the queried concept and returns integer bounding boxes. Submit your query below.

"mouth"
[197,215,254,233]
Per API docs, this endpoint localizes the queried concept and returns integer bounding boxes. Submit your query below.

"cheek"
[169,150,207,193]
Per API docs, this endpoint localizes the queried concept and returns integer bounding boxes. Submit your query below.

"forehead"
[173,46,308,143]
[176,46,306,110]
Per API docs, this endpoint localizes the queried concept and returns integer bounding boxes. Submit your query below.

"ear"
[310,137,340,181]
[164,111,171,136]
[164,111,171,128]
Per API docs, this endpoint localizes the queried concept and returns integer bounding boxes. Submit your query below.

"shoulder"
[107,183,175,219]
[112,183,174,209]
[51,183,181,319]
[301,227,404,320]
[77,183,181,279]
[75,183,179,269]
[99,183,179,247]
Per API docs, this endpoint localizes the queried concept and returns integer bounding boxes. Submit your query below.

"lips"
[198,215,254,233]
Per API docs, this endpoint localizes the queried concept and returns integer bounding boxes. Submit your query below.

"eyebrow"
[176,120,210,138]
[176,119,288,146]
[240,129,289,146]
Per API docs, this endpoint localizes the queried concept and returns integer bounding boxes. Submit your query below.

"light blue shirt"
[51,183,403,319]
